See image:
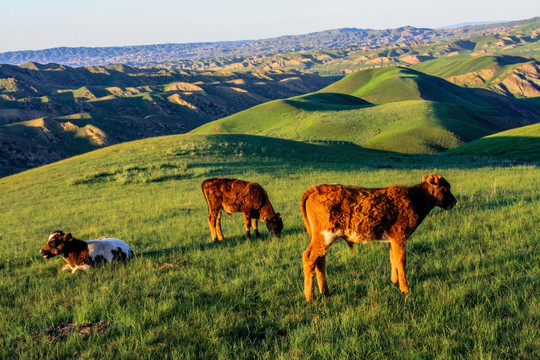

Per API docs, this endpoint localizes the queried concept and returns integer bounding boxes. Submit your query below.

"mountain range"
[0,18,538,68]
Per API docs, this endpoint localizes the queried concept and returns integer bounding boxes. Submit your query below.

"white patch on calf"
[321,230,339,246]
[378,231,391,243]
[86,238,133,263]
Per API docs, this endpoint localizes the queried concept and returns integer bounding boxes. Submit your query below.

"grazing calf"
[201,178,283,241]
[40,230,134,273]
[301,174,457,301]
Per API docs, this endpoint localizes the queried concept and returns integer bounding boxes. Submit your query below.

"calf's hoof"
[400,287,410,295]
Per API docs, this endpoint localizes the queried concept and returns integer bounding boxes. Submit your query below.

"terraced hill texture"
[0,63,334,176]
[411,55,540,97]
[191,66,540,153]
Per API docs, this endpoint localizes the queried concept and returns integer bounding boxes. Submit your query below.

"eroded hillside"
[0,64,335,176]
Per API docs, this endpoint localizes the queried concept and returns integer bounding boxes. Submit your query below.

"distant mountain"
[158,18,540,82]
[438,21,503,29]
[0,63,334,176]
[0,17,538,67]
[191,66,540,153]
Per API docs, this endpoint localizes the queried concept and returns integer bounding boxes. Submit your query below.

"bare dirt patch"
[17,321,108,342]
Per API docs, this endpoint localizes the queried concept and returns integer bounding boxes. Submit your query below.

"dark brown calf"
[301,174,457,301]
[201,178,283,241]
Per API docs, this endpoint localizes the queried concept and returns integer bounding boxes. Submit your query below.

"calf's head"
[40,230,73,259]
[422,174,457,210]
[264,213,283,237]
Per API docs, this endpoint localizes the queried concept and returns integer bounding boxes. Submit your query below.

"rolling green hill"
[191,66,540,153]
[447,123,540,161]
[1,132,538,359]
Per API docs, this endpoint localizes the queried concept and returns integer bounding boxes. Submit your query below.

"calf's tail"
[300,188,315,239]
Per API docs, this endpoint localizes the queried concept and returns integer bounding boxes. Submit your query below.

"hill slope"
[191,67,540,153]
[411,55,540,97]
[447,123,540,160]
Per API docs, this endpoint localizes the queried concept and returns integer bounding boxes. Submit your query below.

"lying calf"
[40,230,134,273]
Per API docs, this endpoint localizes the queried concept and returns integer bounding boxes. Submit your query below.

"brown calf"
[301,174,457,301]
[201,178,283,241]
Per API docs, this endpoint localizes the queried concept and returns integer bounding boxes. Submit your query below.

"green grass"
[447,123,540,161]
[191,66,538,154]
[1,133,538,359]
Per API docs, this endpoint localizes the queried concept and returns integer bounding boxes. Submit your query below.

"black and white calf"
[40,230,134,273]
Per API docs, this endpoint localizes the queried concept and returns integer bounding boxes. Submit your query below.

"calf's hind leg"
[315,255,329,296]
[207,210,219,242]
[215,211,225,241]
[303,235,331,301]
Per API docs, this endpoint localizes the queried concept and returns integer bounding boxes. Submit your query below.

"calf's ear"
[422,174,428,182]
[427,174,441,186]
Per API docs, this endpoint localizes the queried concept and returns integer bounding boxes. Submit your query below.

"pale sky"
[1,0,539,53]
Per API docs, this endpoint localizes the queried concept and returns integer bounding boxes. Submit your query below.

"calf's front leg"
[251,218,260,238]
[391,240,409,294]
[62,263,73,272]
[388,243,398,284]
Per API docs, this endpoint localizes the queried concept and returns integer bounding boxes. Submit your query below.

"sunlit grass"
[1,134,538,359]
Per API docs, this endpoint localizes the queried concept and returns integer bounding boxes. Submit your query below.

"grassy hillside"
[411,55,540,97]
[192,67,540,153]
[0,133,538,359]
[447,123,540,161]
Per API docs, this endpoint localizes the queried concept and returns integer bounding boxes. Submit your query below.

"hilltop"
[191,66,540,153]
[0,18,538,67]
[0,64,334,176]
